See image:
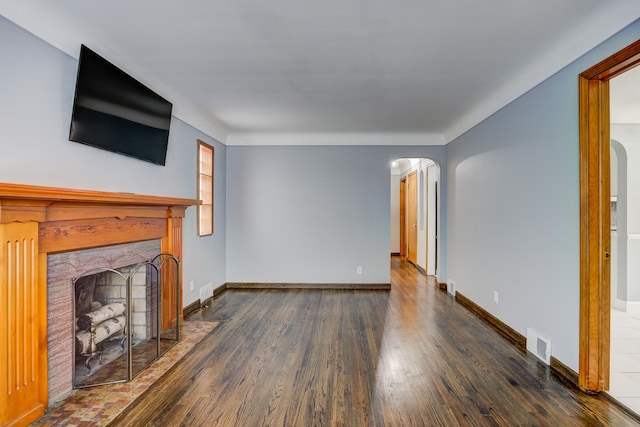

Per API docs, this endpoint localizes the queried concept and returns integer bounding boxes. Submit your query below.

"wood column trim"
[0,222,46,427]
[579,75,611,392]
[162,208,185,324]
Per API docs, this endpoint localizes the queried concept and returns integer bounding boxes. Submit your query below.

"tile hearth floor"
[31,320,220,426]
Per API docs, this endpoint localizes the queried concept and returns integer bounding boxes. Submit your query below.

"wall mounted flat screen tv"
[69,45,173,166]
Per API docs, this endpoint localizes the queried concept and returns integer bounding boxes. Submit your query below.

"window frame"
[197,140,214,236]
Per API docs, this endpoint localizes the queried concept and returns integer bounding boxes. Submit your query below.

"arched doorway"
[390,158,440,277]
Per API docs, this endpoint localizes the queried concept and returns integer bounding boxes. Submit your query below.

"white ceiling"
[2,1,640,144]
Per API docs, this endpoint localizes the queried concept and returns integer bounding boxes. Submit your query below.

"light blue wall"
[226,145,446,284]
[171,120,227,305]
[0,16,226,306]
[446,19,640,369]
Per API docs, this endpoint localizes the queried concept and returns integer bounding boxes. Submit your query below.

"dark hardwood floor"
[110,257,640,426]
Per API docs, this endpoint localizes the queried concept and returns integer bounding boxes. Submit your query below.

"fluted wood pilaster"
[0,222,47,427]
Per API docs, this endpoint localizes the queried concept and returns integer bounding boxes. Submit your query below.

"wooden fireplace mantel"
[0,183,199,427]
[0,182,198,224]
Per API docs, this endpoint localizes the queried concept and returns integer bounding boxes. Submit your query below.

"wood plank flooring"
[109,257,640,426]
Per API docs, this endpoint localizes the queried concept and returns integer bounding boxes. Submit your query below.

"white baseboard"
[613,298,627,311]
[613,299,640,313]
[627,302,640,314]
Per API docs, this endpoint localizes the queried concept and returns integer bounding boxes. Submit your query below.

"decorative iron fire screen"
[72,254,180,388]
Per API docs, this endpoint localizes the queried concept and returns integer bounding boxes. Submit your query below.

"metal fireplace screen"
[73,254,180,389]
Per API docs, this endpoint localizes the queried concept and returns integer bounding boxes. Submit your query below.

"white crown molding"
[171,103,230,145]
[225,132,445,146]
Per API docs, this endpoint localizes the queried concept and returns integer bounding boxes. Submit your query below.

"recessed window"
[197,140,214,236]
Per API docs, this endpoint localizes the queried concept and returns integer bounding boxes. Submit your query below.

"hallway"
[111,257,640,426]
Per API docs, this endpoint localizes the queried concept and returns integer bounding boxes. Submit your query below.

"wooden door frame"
[579,39,640,392]
[424,169,429,272]
[400,177,407,257]
[407,170,418,264]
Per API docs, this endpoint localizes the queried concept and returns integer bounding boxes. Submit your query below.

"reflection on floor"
[31,320,219,426]
[609,308,640,415]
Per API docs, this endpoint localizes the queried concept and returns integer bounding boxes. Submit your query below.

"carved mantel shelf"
[0,183,198,427]
[0,182,197,204]
[0,182,198,225]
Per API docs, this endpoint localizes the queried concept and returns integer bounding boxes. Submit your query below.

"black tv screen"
[69,45,173,166]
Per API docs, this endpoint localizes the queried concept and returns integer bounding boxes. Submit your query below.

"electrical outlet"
[493,290,499,304]
[357,266,363,275]
[189,280,195,291]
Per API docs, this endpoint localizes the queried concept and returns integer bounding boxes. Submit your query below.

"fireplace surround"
[0,183,197,427]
